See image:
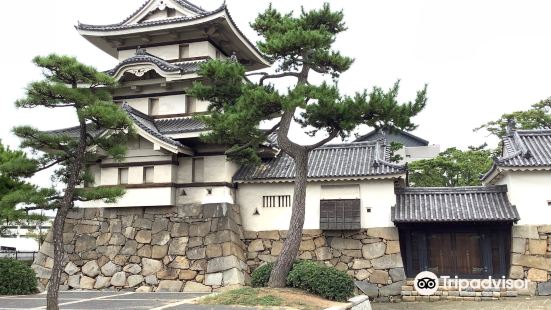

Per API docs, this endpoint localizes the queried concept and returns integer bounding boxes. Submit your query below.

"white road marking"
[29,292,135,310]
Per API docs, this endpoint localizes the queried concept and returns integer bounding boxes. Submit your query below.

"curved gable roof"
[482,129,551,181]
[233,140,405,183]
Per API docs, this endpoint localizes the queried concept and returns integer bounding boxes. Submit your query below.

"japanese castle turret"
[75,0,270,208]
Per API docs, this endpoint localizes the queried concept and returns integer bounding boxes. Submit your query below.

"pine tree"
[191,4,428,287]
[11,54,133,309]
[0,141,47,232]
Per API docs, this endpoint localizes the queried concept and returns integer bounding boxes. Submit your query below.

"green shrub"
[287,260,354,301]
[251,263,273,287]
[0,259,38,295]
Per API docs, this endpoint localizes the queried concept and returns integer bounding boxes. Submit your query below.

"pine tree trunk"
[46,112,87,310]
[268,151,308,287]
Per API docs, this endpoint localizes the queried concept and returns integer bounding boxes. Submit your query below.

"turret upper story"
[482,127,551,225]
[76,0,269,119]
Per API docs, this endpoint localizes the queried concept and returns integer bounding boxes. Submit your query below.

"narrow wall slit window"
[118,168,129,185]
[143,166,154,184]
[262,195,291,208]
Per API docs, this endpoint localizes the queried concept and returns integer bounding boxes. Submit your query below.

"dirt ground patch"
[198,287,348,310]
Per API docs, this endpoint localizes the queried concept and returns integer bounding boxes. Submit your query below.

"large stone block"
[186,247,206,260]
[75,235,96,253]
[510,265,525,279]
[157,268,179,280]
[156,280,183,292]
[169,256,190,269]
[528,268,549,282]
[96,233,111,246]
[80,276,95,289]
[206,244,222,258]
[512,254,551,271]
[529,239,548,255]
[367,228,399,241]
[179,270,197,280]
[379,280,405,297]
[369,270,389,284]
[389,268,406,282]
[362,242,386,259]
[513,226,539,239]
[110,271,126,287]
[299,240,316,251]
[123,264,142,275]
[330,238,362,250]
[151,245,168,259]
[538,281,551,295]
[248,239,264,252]
[142,258,163,276]
[135,230,152,244]
[152,218,169,234]
[355,269,370,281]
[512,238,526,254]
[82,261,100,277]
[355,281,379,298]
[137,245,152,258]
[183,281,212,292]
[223,268,245,285]
[189,222,212,237]
[133,218,152,230]
[178,204,201,218]
[207,256,241,273]
[257,230,280,240]
[151,231,171,246]
[315,247,332,260]
[101,261,121,277]
[64,262,79,275]
[352,259,371,270]
[538,226,551,234]
[386,241,401,254]
[120,240,138,255]
[371,254,404,270]
[75,224,98,234]
[94,276,111,289]
[32,265,52,279]
[202,203,229,218]
[205,273,223,286]
[168,237,189,255]
[68,274,80,289]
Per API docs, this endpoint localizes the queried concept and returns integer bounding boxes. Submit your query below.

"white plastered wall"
[117,41,219,61]
[237,179,397,231]
[496,170,551,225]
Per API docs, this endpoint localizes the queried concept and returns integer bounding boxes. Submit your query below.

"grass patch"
[201,287,283,307]
[199,287,345,310]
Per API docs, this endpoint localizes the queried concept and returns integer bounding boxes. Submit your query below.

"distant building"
[355,129,440,163]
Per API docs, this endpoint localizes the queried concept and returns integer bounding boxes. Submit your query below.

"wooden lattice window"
[320,199,361,230]
[263,195,291,208]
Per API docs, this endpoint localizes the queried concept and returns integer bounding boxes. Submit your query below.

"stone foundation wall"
[31,204,248,293]
[510,225,551,295]
[243,227,405,301]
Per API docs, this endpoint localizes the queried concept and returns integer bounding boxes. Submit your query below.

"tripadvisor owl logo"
[413,271,439,296]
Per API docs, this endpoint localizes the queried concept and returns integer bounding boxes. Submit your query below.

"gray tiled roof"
[46,124,105,138]
[233,140,405,182]
[107,54,205,76]
[392,185,520,223]
[355,128,429,147]
[122,104,186,148]
[155,117,207,134]
[77,5,225,31]
[77,0,211,31]
[482,129,551,180]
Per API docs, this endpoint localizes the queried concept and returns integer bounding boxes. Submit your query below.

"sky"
[1,0,551,164]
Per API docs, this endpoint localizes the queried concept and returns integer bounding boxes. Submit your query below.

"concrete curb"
[325,295,371,310]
